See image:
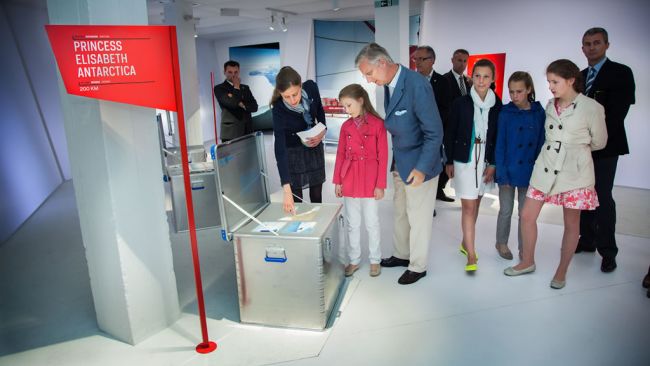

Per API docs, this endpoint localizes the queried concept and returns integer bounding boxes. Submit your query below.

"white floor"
[1,134,649,366]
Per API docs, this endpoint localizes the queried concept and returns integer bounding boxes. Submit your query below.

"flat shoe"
[465,263,478,272]
[369,264,381,277]
[504,264,536,276]
[495,243,513,260]
[344,264,359,277]
[550,279,566,289]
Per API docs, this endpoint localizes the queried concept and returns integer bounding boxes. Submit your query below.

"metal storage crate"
[213,133,345,330]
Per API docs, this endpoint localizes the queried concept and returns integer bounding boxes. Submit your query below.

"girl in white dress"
[445,59,502,271]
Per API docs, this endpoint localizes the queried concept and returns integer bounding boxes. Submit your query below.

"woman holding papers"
[271,66,327,214]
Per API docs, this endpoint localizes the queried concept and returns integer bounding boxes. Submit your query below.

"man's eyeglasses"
[411,57,432,62]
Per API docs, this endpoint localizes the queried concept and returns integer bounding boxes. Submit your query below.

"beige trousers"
[392,172,438,273]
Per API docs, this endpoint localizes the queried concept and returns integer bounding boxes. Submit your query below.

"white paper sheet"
[296,122,326,144]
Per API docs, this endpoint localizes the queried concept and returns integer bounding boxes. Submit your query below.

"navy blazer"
[430,70,452,130]
[582,58,635,158]
[445,94,502,166]
[385,66,444,182]
[272,80,326,186]
[444,70,471,102]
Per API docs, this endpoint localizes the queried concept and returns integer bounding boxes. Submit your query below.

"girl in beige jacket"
[504,59,607,289]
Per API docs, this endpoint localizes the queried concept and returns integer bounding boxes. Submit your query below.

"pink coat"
[333,114,388,198]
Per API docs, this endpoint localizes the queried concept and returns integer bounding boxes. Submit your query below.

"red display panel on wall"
[467,53,506,100]
[45,25,177,111]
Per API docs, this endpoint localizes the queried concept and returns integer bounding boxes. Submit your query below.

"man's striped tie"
[585,67,597,94]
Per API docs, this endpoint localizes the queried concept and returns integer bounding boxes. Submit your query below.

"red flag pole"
[169,27,217,354]
[210,71,219,144]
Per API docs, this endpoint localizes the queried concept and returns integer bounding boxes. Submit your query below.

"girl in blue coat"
[494,72,545,260]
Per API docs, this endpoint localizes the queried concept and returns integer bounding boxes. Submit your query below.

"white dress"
[452,98,495,199]
[453,141,494,199]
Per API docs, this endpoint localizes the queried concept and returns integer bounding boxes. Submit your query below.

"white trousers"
[392,172,438,272]
[344,197,381,265]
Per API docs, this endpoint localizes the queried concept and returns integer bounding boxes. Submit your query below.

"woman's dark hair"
[270,66,302,106]
[338,84,381,120]
[508,71,536,102]
[546,59,584,93]
[471,59,495,79]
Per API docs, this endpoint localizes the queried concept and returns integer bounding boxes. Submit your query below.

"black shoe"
[575,239,596,253]
[380,256,410,268]
[437,192,455,202]
[601,258,617,273]
[643,269,650,289]
[398,270,427,285]
[433,209,437,217]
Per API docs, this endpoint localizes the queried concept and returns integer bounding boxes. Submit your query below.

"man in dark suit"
[444,49,471,102]
[412,46,454,203]
[214,60,258,142]
[576,27,636,273]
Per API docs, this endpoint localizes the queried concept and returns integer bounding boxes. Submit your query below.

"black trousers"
[580,156,618,259]
[437,165,450,195]
[291,184,323,204]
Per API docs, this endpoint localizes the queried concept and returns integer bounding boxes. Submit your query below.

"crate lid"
[212,132,270,240]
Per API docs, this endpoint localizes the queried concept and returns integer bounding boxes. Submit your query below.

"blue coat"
[495,101,545,187]
[385,66,444,182]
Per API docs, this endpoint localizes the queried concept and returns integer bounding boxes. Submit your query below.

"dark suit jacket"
[430,70,451,130]
[444,70,471,102]
[445,94,502,165]
[214,81,258,141]
[582,59,635,158]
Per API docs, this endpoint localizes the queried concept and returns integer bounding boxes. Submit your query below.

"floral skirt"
[526,186,599,210]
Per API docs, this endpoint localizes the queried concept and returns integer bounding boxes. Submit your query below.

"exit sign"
[375,0,399,7]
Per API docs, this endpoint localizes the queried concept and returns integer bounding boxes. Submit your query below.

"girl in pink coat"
[333,84,389,278]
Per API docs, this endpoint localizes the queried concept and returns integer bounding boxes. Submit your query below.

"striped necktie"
[459,75,467,96]
[585,67,597,94]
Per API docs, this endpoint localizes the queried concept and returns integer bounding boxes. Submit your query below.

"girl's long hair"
[338,84,381,120]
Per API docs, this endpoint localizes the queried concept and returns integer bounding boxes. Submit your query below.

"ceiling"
[147,0,422,40]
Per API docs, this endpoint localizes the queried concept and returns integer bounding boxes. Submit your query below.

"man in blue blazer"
[355,43,444,285]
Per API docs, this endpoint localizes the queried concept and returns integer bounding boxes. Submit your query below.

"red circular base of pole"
[196,341,217,354]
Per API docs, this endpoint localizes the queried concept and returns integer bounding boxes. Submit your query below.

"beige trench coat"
[529,93,607,195]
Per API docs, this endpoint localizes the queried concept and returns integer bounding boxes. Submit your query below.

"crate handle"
[265,247,287,263]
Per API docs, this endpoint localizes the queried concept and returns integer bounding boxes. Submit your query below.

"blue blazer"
[385,66,444,182]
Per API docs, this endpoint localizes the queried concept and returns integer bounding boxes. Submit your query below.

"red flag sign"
[45,25,177,111]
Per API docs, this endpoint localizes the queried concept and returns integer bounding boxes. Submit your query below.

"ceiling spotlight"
[280,17,287,32]
[269,13,276,31]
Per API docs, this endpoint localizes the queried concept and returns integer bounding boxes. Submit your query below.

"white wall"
[195,37,219,144]
[420,0,649,189]
[0,0,69,244]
